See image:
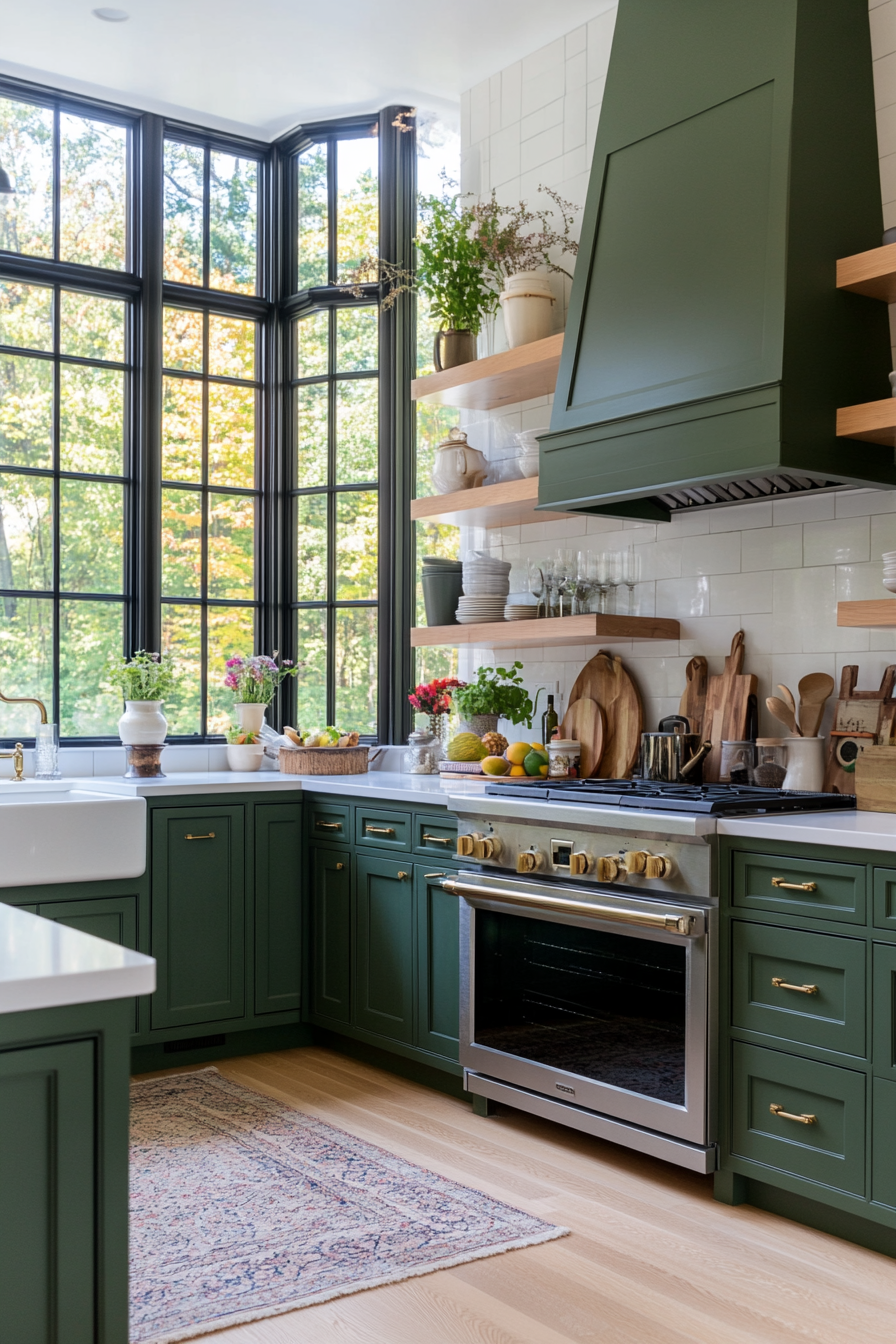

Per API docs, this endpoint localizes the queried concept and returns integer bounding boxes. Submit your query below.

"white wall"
[455,3,896,742]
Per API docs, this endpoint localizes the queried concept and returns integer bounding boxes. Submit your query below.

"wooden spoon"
[797,672,835,738]
[766,696,801,736]
[777,684,797,718]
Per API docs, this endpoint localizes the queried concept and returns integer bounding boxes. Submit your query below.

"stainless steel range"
[447,780,855,1175]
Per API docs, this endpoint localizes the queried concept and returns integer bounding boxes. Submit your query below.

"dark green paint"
[872,1076,896,1209]
[873,868,896,933]
[732,849,865,924]
[872,942,896,1079]
[306,801,351,846]
[412,812,459,859]
[254,802,302,1015]
[354,806,412,853]
[540,0,896,520]
[415,865,460,1060]
[354,854,415,1044]
[731,920,866,1057]
[35,895,140,1033]
[310,845,352,1024]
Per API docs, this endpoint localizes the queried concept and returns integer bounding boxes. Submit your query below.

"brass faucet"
[0,689,48,724]
[0,744,25,782]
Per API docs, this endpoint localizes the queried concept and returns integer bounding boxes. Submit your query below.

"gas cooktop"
[483,778,857,816]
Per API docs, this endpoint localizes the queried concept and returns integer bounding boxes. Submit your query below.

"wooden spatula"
[767,696,800,736]
[797,672,835,738]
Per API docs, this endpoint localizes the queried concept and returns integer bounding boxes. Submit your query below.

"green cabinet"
[354,806,412,854]
[873,943,896,1080]
[415,865,460,1061]
[732,851,865,925]
[872,1077,896,1210]
[873,869,896,933]
[354,854,415,1045]
[254,802,302,1015]
[151,804,245,1030]
[310,846,352,1024]
[33,894,138,953]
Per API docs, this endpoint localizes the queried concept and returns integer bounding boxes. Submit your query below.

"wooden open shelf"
[837,243,896,303]
[838,600,896,628]
[836,399,896,447]
[410,334,562,411]
[411,476,570,529]
[410,613,680,649]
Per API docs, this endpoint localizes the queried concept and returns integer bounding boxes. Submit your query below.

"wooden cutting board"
[559,696,605,778]
[701,631,758,783]
[823,664,896,794]
[679,656,708,735]
[567,650,642,779]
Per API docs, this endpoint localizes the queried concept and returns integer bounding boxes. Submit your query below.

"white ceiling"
[0,0,613,141]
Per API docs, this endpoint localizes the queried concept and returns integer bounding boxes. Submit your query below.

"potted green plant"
[225,726,264,773]
[451,662,540,737]
[109,651,177,745]
[224,654,299,735]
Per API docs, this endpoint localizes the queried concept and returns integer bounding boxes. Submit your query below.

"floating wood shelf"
[411,476,570,529]
[410,334,563,410]
[836,399,896,447]
[837,243,896,303]
[838,600,896,628]
[410,613,680,649]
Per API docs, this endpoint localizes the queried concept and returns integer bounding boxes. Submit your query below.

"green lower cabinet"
[254,802,302,1015]
[354,854,415,1045]
[415,865,460,1061]
[731,851,865,925]
[36,895,140,1034]
[311,847,352,1024]
[872,943,896,1080]
[731,921,866,1057]
[872,1077,896,1210]
[873,868,896,933]
[151,804,245,1030]
[731,1042,866,1196]
[0,1039,97,1344]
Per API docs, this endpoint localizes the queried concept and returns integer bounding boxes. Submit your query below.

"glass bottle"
[541,694,559,745]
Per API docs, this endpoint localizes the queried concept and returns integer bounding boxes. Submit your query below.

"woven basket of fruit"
[278,726,368,775]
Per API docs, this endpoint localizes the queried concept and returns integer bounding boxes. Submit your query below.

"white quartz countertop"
[717,810,896,852]
[85,769,482,806]
[0,902,156,1014]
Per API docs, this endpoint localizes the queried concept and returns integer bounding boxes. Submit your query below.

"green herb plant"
[108,651,178,702]
[451,662,541,727]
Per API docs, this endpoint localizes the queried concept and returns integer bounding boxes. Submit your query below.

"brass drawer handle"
[316,821,342,830]
[771,877,818,892]
[771,977,818,995]
[424,872,445,879]
[366,825,396,836]
[185,832,215,840]
[769,1103,817,1126]
[336,862,345,870]
[397,870,409,880]
[422,833,451,845]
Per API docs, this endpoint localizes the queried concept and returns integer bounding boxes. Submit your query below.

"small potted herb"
[451,662,540,737]
[225,727,264,773]
[109,651,177,745]
[224,654,300,735]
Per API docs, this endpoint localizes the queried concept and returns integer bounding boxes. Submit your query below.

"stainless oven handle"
[440,877,700,937]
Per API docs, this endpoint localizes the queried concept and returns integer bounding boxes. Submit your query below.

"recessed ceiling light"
[93,7,130,20]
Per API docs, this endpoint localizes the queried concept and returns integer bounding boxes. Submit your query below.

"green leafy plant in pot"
[451,662,541,738]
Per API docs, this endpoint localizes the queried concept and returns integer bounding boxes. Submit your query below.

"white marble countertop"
[85,769,477,805]
[0,902,156,1015]
[717,810,896,852]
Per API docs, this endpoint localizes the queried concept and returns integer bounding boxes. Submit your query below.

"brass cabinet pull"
[769,1103,817,1125]
[366,825,396,836]
[316,821,342,830]
[397,870,409,880]
[185,832,215,841]
[771,877,818,892]
[422,833,451,845]
[424,872,445,880]
[336,862,345,870]
[771,976,818,995]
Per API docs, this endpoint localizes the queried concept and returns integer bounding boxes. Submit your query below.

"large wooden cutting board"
[679,656,708,735]
[559,696,605,778]
[567,650,642,779]
[701,631,758,783]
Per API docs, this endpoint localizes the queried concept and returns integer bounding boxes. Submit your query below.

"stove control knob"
[624,850,649,875]
[569,851,591,876]
[472,835,502,861]
[645,853,674,879]
[595,856,620,882]
[517,849,542,874]
[456,833,477,857]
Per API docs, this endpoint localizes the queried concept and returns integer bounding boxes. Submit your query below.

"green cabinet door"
[36,896,140,1033]
[310,847,352,1024]
[151,805,245,1030]
[355,854,415,1045]
[731,851,866,925]
[872,943,896,1080]
[0,1040,96,1344]
[872,1076,896,1209]
[873,869,896,933]
[254,802,302,1015]
[415,865,459,1061]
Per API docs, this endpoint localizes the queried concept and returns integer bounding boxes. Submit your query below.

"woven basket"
[279,745,369,776]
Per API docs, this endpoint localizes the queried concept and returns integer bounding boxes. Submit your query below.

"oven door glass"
[474,909,687,1105]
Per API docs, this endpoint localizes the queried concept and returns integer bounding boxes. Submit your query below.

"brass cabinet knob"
[397,871,409,880]
[569,852,590,876]
[624,850,649,874]
[456,834,475,857]
[595,856,620,882]
[645,854,673,879]
[516,850,541,873]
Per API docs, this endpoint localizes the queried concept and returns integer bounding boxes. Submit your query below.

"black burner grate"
[484,778,857,815]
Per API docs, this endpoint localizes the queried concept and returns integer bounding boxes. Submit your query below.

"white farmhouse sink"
[0,783,146,888]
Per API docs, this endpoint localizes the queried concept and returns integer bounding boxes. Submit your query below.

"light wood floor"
[136,1046,896,1344]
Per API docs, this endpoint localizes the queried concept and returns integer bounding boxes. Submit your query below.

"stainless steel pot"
[640,715,713,783]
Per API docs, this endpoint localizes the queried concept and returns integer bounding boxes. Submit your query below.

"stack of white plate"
[456,595,507,623]
[462,550,512,597]
[884,550,896,593]
[504,604,538,621]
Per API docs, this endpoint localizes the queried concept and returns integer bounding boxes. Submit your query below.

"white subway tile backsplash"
[871,510,896,556]
[709,571,773,616]
[566,50,588,92]
[708,499,773,531]
[741,524,802,572]
[634,538,681,581]
[656,576,710,618]
[680,531,741,576]
[566,25,587,58]
[587,8,617,82]
[803,515,870,566]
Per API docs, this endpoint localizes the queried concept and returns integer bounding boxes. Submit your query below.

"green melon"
[448,732,489,762]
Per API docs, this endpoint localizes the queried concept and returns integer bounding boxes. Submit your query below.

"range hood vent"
[539,0,896,523]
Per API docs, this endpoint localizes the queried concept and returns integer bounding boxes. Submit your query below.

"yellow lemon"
[530,741,545,752]
[504,741,530,766]
[539,763,549,776]
[509,764,527,776]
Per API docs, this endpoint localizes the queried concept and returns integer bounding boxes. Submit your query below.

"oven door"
[449,871,712,1145]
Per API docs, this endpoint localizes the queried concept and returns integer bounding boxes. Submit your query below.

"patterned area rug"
[129,1068,568,1344]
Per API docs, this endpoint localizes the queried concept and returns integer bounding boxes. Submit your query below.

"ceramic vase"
[428,713,451,760]
[499,272,555,348]
[226,742,264,773]
[118,700,167,745]
[234,703,266,735]
[782,736,824,792]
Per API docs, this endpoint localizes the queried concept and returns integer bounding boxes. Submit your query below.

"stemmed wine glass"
[619,545,640,615]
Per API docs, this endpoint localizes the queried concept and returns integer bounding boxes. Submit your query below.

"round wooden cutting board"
[567,650,643,779]
[559,696,605,778]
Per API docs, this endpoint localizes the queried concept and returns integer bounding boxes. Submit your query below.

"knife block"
[855,746,896,813]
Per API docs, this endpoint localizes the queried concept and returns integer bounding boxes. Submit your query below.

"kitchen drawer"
[731,921,866,1057]
[873,869,896,934]
[307,801,351,845]
[413,812,458,858]
[872,943,896,1080]
[731,1041,865,1195]
[872,1077,896,1209]
[731,851,865,925]
[355,806,411,853]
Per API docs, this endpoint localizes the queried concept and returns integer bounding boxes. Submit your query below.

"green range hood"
[538,0,896,523]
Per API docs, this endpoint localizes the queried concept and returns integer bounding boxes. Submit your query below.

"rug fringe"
[136,1224,571,1344]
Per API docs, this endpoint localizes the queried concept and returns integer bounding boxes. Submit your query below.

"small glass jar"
[34,722,61,780]
[752,738,787,789]
[403,729,440,775]
[548,737,581,778]
[720,740,755,785]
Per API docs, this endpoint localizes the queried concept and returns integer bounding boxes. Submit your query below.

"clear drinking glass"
[35,722,62,780]
[619,545,641,616]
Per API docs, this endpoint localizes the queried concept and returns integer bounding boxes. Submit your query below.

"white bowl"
[884,578,896,593]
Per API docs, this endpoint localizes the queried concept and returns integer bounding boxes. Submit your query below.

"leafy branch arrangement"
[108,651,178,702]
[452,662,541,727]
